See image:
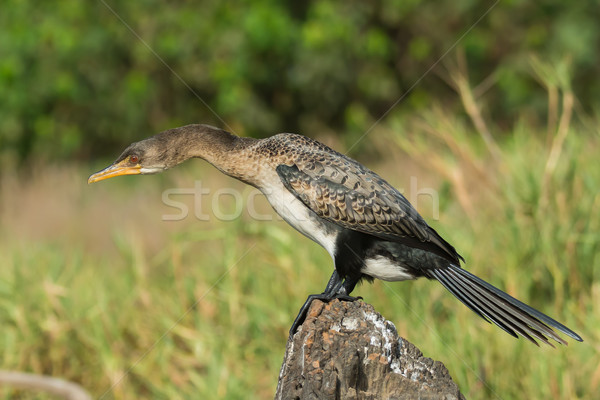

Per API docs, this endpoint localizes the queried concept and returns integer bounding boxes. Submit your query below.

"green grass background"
[0,89,598,399]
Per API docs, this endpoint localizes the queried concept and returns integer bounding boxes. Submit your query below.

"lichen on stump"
[275,299,464,400]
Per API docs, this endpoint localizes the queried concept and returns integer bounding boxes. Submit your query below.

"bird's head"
[88,124,236,184]
[87,136,172,183]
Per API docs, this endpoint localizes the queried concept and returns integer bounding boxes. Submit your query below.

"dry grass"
[0,69,598,397]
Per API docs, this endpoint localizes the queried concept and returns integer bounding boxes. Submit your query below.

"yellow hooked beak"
[88,158,142,184]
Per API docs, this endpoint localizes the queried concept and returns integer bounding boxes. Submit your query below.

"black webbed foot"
[289,271,363,335]
[289,293,362,335]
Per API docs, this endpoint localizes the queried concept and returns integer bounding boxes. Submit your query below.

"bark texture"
[276,299,464,400]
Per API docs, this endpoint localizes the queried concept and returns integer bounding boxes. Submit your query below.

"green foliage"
[1,0,599,164]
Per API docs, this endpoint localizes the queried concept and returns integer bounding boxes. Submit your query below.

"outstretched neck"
[175,125,259,184]
[186,128,244,160]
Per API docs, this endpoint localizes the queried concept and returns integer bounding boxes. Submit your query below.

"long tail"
[429,264,583,347]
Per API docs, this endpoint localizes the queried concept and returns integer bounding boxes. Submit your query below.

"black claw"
[289,270,363,336]
[289,293,330,335]
[333,295,361,302]
[289,293,362,335]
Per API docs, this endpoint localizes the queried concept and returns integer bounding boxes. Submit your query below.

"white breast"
[261,180,337,258]
[362,256,415,282]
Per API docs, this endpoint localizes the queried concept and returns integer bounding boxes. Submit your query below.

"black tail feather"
[430,264,583,346]
[431,269,520,339]
[442,268,556,346]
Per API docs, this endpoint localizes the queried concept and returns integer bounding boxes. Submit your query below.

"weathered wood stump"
[276,299,464,400]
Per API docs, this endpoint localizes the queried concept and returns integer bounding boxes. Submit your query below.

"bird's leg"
[323,270,344,296]
[289,271,361,335]
[333,274,362,301]
[340,275,360,295]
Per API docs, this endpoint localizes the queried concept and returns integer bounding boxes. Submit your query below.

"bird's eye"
[130,155,139,163]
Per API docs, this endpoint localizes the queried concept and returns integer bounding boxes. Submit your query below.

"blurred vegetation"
[0,87,597,397]
[1,0,599,164]
[1,1,599,399]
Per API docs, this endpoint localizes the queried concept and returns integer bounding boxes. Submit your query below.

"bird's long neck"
[185,129,260,185]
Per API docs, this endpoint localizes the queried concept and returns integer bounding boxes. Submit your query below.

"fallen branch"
[0,371,91,400]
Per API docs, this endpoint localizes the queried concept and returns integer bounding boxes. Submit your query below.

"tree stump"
[275,299,464,400]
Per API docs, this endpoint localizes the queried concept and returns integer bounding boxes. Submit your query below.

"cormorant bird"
[89,124,582,346]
